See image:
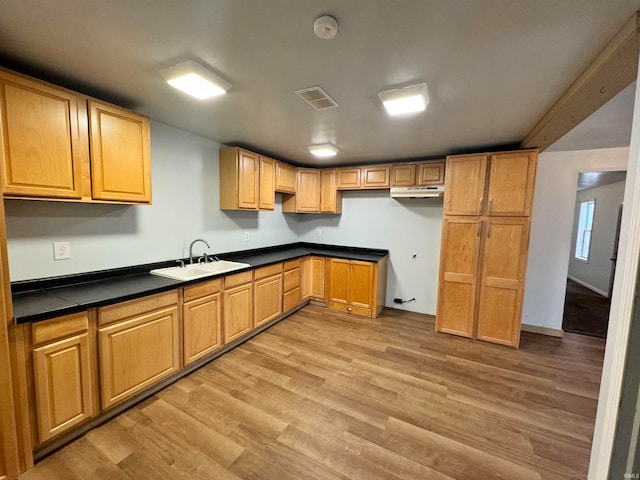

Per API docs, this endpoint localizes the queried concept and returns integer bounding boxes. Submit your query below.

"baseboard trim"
[567,275,609,297]
[521,323,564,338]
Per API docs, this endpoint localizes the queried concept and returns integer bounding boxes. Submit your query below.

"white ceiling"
[1,0,638,166]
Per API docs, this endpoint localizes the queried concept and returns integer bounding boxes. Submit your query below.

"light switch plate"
[53,242,71,260]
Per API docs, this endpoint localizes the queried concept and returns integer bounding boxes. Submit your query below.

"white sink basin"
[150,260,251,281]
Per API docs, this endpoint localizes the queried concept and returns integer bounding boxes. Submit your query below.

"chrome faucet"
[188,239,211,264]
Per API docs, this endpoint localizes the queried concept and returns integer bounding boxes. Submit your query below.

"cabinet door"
[254,274,283,327]
[238,149,259,209]
[311,256,326,300]
[99,306,179,409]
[436,217,483,338]
[224,283,253,343]
[301,257,313,301]
[391,164,417,186]
[487,151,537,217]
[336,168,361,189]
[0,74,83,199]
[259,156,275,210]
[183,293,222,365]
[328,258,351,308]
[33,333,94,442]
[275,162,296,193]
[320,169,342,213]
[444,155,487,215]
[89,101,151,203]
[296,169,321,212]
[476,218,530,347]
[417,162,445,186]
[361,165,390,189]
[349,261,374,316]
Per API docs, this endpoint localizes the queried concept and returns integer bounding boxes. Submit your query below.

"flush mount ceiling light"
[378,83,429,116]
[307,143,339,158]
[160,60,231,100]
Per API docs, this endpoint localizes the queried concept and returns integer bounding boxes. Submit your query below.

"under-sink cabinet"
[97,291,180,409]
[182,279,223,365]
[223,270,254,342]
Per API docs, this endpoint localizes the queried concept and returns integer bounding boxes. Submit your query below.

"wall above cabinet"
[0,68,152,204]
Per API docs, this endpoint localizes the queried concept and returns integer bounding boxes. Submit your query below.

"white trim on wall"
[588,65,640,478]
[567,275,609,298]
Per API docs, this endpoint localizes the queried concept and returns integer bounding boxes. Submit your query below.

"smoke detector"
[314,15,338,39]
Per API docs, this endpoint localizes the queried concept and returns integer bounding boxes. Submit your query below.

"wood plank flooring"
[18,305,605,480]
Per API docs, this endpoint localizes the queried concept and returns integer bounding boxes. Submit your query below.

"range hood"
[390,185,445,198]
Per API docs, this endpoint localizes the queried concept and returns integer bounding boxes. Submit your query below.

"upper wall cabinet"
[361,165,390,189]
[417,162,445,186]
[443,151,536,217]
[275,161,296,193]
[0,68,152,204]
[219,147,260,210]
[259,156,275,210]
[89,101,151,203]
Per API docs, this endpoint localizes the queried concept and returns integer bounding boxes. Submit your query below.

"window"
[575,200,595,261]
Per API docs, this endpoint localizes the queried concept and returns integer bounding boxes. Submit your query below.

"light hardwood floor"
[18,305,604,480]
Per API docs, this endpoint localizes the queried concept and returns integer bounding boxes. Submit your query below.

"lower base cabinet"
[327,257,387,318]
[183,279,223,365]
[98,291,180,409]
[223,271,254,343]
[254,264,283,328]
[283,259,301,312]
[31,312,95,444]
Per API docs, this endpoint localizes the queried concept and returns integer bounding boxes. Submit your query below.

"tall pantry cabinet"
[436,150,537,347]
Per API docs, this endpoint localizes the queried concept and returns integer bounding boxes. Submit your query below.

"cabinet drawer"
[224,270,253,289]
[99,291,178,326]
[284,258,300,271]
[329,301,372,317]
[254,263,283,281]
[183,278,222,302]
[283,287,301,312]
[32,311,89,346]
[283,268,300,292]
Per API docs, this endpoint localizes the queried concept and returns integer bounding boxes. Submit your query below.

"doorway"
[562,170,626,337]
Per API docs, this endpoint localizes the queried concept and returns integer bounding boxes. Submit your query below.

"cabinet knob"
[347,307,352,312]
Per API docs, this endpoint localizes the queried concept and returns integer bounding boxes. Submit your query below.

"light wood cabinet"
[336,168,361,189]
[0,70,83,199]
[476,218,530,346]
[417,162,445,186]
[302,256,326,301]
[486,151,537,217]
[183,279,223,366]
[259,156,275,210]
[219,147,260,210]
[31,312,95,444]
[223,271,253,343]
[320,169,342,214]
[283,259,301,312]
[254,264,283,327]
[436,217,482,338]
[444,154,488,215]
[437,149,537,347]
[361,165,390,189]
[295,169,321,212]
[275,161,296,193]
[98,291,180,409]
[89,101,151,203]
[0,68,152,204]
[391,164,417,186]
[327,257,387,318]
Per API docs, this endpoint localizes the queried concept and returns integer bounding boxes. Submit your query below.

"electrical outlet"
[244,232,249,242]
[316,228,322,237]
[53,242,71,260]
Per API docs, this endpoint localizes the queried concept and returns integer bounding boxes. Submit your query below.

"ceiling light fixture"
[378,83,429,116]
[307,143,339,158]
[160,60,231,100]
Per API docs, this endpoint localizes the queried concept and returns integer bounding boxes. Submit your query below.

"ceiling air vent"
[294,86,338,111]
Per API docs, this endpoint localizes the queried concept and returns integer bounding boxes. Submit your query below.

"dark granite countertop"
[12,242,388,324]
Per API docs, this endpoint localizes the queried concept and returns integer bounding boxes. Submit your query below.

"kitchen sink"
[150,260,251,281]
